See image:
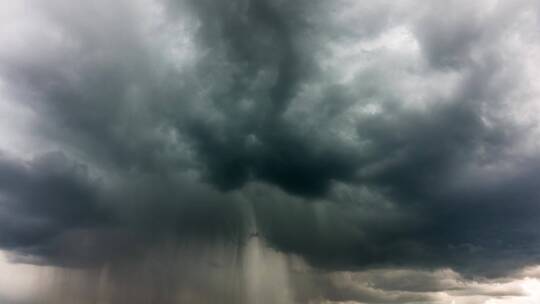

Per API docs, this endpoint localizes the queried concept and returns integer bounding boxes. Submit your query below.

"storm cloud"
[1,0,540,303]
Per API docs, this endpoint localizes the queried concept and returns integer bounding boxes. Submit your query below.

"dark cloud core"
[1,0,540,303]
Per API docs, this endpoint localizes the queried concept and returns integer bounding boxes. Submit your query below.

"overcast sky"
[1,0,540,303]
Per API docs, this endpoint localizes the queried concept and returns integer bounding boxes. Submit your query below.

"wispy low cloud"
[0,0,540,303]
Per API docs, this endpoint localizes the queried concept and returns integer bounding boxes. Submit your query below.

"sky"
[0,0,540,303]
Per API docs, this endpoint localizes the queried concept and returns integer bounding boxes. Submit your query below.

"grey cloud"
[0,150,247,268]
[0,152,109,264]
[414,2,485,69]
[291,267,530,304]
[0,0,539,295]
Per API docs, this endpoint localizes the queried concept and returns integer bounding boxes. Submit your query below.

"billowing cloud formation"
[1,0,540,302]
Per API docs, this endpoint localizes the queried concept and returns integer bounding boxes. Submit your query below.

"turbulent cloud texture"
[1,0,540,303]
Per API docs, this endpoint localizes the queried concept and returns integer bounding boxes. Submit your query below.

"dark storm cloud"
[171,0,362,197]
[0,152,109,263]
[0,150,249,268]
[0,0,540,293]
[239,33,538,275]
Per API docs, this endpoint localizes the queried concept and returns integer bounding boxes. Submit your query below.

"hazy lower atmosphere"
[1,0,540,303]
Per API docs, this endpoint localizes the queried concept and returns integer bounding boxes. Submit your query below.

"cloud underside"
[1,0,540,302]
